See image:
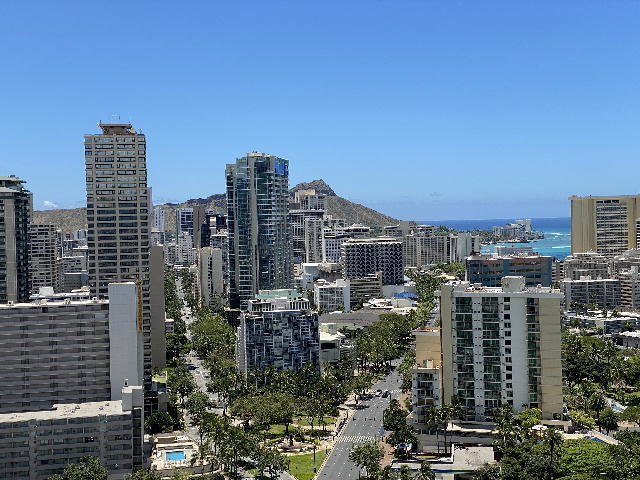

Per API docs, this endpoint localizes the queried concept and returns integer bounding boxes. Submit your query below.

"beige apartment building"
[570,194,640,257]
[439,277,563,422]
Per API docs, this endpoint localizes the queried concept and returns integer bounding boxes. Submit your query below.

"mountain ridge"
[32,180,398,233]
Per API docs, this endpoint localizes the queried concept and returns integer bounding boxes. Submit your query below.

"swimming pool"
[165,450,186,461]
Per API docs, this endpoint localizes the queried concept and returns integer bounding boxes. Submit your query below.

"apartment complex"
[84,123,164,385]
[226,153,292,309]
[28,224,61,294]
[0,282,143,414]
[0,387,143,480]
[563,252,610,280]
[439,277,563,422]
[314,278,351,313]
[562,276,621,309]
[237,290,320,373]
[322,223,369,263]
[404,231,480,268]
[466,253,553,287]
[341,237,403,285]
[570,194,640,256]
[0,176,32,303]
[289,191,326,263]
[408,327,443,435]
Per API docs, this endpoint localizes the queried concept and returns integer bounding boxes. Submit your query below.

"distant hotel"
[570,194,640,256]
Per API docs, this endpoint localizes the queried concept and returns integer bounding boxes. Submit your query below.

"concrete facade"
[85,123,155,385]
[28,224,61,294]
[571,195,640,256]
[439,277,563,422]
[0,387,143,480]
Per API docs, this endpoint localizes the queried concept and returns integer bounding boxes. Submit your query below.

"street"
[316,364,402,479]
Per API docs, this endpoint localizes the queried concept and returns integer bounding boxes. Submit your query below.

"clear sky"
[1,1,638,220]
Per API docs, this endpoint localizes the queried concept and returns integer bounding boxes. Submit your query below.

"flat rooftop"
[0,299,108,309]
[0,400,126,422]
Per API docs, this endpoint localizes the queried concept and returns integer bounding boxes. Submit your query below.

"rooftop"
[0,400,127,422]
[0,298,108,309]
[255,289,302,300]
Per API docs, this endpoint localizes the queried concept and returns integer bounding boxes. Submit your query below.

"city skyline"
[2,2,639,219]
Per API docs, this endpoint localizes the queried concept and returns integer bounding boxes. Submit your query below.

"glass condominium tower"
[226,153,292,309]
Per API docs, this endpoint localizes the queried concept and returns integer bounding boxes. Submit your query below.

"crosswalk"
[338,435,376,444]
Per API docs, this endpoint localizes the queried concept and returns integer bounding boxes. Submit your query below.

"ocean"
[419,217,571,260]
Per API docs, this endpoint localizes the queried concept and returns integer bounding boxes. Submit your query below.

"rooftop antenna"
[111,113,120,122]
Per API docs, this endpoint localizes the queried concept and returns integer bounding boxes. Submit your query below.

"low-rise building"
[349,272,383,308]
[319,323,349,366]
[466,253,553,287]
[314,278,350,313]
[613,330,640,349]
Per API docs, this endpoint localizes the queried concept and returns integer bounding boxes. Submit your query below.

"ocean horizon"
[418,217,571,260]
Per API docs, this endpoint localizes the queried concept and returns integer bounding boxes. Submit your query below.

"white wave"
[551,245,571,249]
[545,232,570,236]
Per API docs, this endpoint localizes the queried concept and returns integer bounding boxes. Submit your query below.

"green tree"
[349,440,384,479]
[186,391,212,432]
[473,463,500,480]
[621,406,640,427]
[145,411,175,434]
[129,470,162,480]
[598,408,619,435]
[415,460,436,480]
[588,392,607,431]
[49,456,108,480]
[169,367,196,407]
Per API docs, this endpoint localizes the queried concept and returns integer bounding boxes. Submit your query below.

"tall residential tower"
[84,123,163,385]
[0,175,32,303]
[226,153,292,309]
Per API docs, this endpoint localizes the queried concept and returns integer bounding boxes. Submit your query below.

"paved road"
[316,363,402,479]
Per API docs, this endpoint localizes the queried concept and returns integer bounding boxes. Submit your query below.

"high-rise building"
[0,175,32,303]
[176,207,194,238]
[341,237,403,285]
[236,289,320,373]
[570,194,640,256]
[289,191,326,263]
[226,153,292,309]
[199,247,224,307]
[321,223,370,263]
[439,277,563,422]
[84,123,159,386]
[28,224,61,294]
[154,206,165,232]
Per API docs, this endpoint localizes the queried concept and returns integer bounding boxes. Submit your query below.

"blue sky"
[1,1,638,220]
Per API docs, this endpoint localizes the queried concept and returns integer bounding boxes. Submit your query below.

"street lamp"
[313,444,317,474]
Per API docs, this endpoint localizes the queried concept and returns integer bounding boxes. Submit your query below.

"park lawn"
[295,416,336,427]
[288,450,328,480]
